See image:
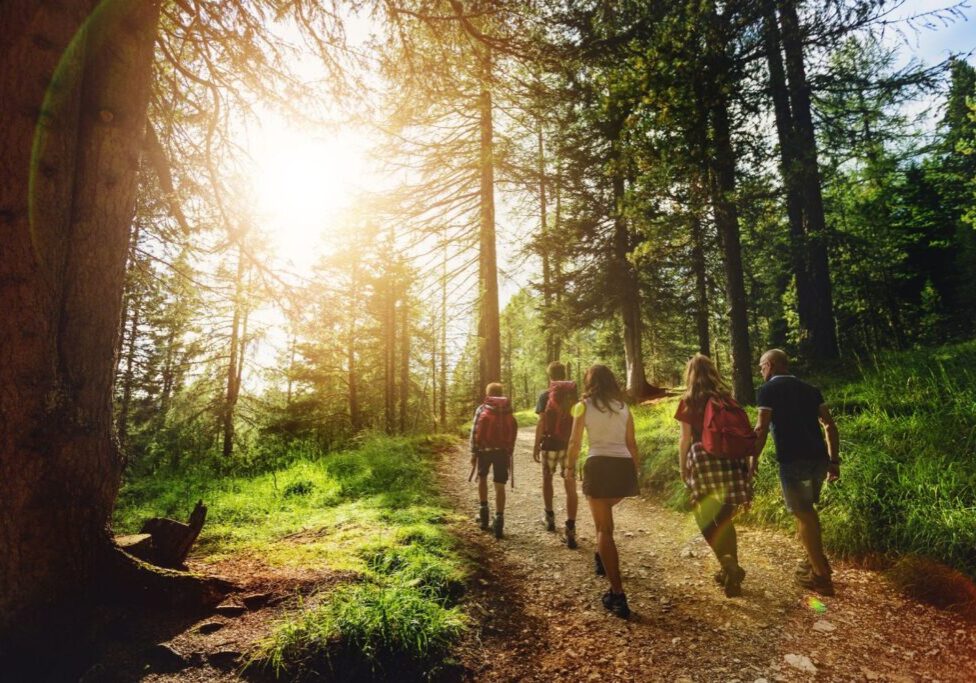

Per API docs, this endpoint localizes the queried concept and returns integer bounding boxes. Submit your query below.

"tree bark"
[477,52,501,388]
[763,0,815,352]
[222,242,246,459]
[778,0,839,359]
[706,9,755,402]
[0,0,164,645]
[691,210,711,356]
[399,295,410,433]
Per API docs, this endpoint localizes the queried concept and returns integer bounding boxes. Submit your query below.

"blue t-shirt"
[756,375,827,463]
[535,390,549,414]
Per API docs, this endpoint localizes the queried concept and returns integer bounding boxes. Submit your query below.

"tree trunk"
[347,265,359,430]
[610,140,650,397]
[552,162,564,361]
[763,0,816,351]
[537,124,557,362]
[0,0,167,645]
[399,295,410,434]
[117,299,140,445]
[691,210,711,356]
[477,53,501,388]
[222,242,246,459]
[440,241,448,427]
[778,0,839,359]
[706,10,755,402]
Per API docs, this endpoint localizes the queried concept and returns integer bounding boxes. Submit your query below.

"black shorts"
[582,456,639,499]
[477,450,510,484]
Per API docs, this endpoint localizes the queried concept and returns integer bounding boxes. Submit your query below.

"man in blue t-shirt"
[754,349,840,596]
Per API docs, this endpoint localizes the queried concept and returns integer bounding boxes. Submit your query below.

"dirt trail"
[443,427,976,682]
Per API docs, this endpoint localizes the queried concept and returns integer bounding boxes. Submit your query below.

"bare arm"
[565,402,586,477]
[533,417,544,463]
[626,411,640,471]
[678,422,692,483]
[752,409,772,478]
[819,404,840,481]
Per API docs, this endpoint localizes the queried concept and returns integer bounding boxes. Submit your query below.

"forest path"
[440,427,976,682]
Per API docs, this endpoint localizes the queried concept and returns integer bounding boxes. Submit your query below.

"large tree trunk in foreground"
[0,0,225,653]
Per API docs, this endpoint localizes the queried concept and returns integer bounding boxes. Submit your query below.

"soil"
[64,427,976,682]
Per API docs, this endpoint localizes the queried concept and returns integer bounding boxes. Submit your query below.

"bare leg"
[478,475,488,504]
[542,463,554,512]
[495,482,506,515]
[588,497,624,593]
[794,508,830,576]
[564,472,578,522]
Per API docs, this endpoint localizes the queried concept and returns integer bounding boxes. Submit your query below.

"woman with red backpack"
[674,353,758,597]
[566,364,640,619]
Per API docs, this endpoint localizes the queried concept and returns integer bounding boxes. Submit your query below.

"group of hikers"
[468,350,840,619]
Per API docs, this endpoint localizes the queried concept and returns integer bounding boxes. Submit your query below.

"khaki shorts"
[541,450,568,477]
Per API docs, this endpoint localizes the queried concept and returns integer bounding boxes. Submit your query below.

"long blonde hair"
[681,354,732,412]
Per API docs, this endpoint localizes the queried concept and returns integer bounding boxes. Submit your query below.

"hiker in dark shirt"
[754,349,840,596]
[531,361,579,548]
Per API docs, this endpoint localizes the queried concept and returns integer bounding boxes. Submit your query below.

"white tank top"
[583,398,631,459]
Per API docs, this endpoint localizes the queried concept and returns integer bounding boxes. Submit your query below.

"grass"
[633,340,976,583]
[114,432,468,677]
[513,408,539,427]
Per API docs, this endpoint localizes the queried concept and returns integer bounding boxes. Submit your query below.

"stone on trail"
[812,619,836,633]
[146,643,188,672]
[242,591,273,610]
[215,600,247,617]
[196,621,225,634]
[783,654,817,674]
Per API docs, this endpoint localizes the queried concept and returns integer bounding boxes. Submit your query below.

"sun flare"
[250,118,368,268]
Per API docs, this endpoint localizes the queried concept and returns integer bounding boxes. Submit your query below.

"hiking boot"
[545,510,556,532]
[795,558,812,576]
[479,504,490,531]
[601,590,631,619]
[565,524,578,550]
[594,552,606,577]
[493,513,504,539]
[796,568,835,596]
[720,555,745,598]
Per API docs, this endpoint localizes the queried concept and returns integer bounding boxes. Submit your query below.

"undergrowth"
[635,340,976,583]
[114,432,468,678]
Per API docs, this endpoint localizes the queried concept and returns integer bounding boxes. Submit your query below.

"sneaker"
[601,590,631,619]
[545,510,556,532]
[493,513,504,539]
[565,525,578,550]
[796,568,835,596]
[594,552,606,577]
[720,555,745,598]
[479,504,490,531]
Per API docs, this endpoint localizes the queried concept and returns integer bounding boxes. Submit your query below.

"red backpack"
[474,396,517,451]
[701,397,757,459]
[541,380,578,451]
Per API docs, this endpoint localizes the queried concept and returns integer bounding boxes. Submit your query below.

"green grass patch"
[634,340,976,582]
[115,432,468,677]
[513,409,539,427]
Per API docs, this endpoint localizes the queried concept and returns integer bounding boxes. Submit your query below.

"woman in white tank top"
[566,365,641,619]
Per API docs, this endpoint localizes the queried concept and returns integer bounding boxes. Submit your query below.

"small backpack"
[475,396,516,451]
[701,396,757,459]
[540,380,578,451]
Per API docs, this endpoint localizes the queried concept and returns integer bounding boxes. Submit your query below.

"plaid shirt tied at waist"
[684,442,754,506]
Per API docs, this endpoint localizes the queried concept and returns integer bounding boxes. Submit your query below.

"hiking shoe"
[795,558,812,576]
[601,591,631,619]
[479,505,490,531]
[796,568,835,596]
[545,510,556,532]
[565,525,578,550]
[493,513,504,539]
[720,555,745,598]
[594,552,606,577]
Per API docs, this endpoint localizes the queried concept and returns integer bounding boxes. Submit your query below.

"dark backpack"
[540,380,578,451]
[701,397,757,459]
[474,396,516,452]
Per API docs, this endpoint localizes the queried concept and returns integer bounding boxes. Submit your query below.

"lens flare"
[806,596,827,613]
